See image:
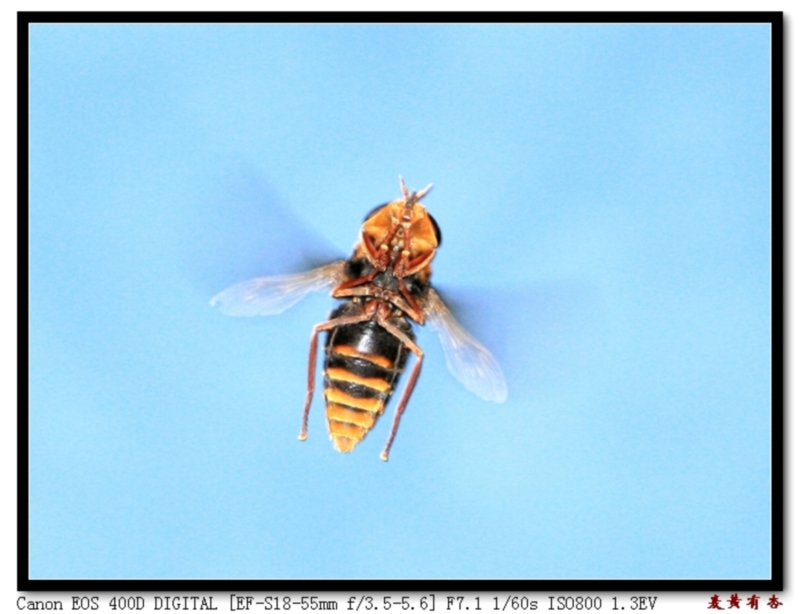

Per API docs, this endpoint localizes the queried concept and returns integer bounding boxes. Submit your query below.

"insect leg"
[375,319,425,462]
[299,313,372,442]
[405,250,436,276]
[334,269,378,292]
[361,227,397,271]
[361,229,382,263]
[396,280,425,324]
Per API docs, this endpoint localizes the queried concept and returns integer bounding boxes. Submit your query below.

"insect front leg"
[299,313,372,442]
[331,230,389,294]
[376,318,425,462]
[405,250,436,276]
[361,228,394,271]
[392,250,435,324]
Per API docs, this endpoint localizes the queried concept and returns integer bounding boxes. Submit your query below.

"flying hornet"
[211,177,507,461]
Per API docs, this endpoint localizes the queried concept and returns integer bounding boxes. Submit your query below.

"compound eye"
[428,213,442,246]
[363,203,389,222]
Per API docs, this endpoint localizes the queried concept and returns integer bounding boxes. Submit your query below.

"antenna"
[399,175,410,200]
[398,176,433,204]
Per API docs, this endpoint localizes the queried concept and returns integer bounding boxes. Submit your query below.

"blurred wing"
[210,260,346,317]
[422,287,508,403]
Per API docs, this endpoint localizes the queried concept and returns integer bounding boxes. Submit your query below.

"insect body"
[321,299,413,455]
[211,177,507,461]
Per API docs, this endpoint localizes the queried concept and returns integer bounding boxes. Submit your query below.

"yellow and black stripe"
[323,303,413,453]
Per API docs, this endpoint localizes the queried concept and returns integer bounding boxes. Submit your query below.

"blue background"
[29,24,772,579]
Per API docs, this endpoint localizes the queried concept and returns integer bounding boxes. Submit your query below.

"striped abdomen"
[323,303,412,453]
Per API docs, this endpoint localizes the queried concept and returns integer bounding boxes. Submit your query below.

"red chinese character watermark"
[708,595,724,610]
[706,593,782,611]
[766,595,782,609]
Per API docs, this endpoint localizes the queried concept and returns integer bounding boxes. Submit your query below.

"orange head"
[360,177,441,263]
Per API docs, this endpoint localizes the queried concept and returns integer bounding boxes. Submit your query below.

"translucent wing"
[210,261,346,317]
[422,287,508,403]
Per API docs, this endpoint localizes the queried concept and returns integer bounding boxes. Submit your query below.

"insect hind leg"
[299,313,372,442]
[375,318,424,462]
